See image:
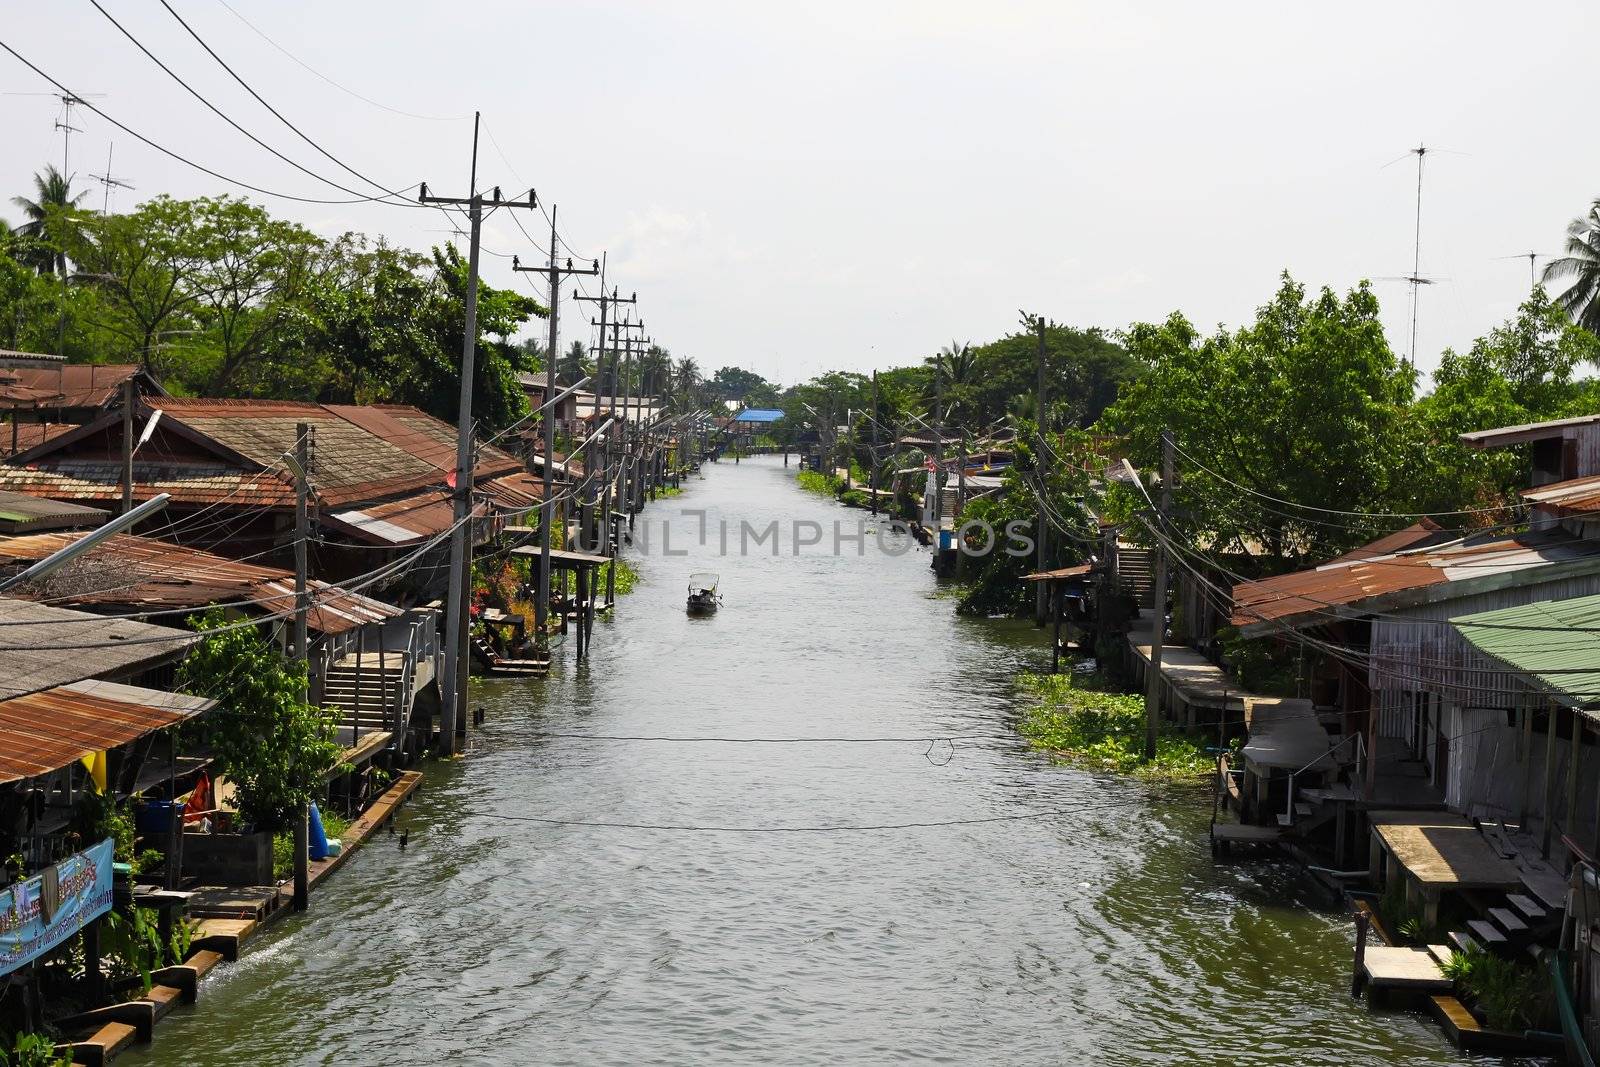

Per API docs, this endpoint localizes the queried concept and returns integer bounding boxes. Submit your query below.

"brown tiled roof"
[0,400,522,512]
[0,532,401,635]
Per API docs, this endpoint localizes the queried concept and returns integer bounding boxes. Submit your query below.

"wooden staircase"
[320,652,408,743]
[1117,546,1156,608]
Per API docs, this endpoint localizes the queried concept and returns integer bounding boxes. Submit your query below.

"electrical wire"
[89,0,417,208]
[0,38,417,207]
[157,0,423,205]
[211,0,469,122]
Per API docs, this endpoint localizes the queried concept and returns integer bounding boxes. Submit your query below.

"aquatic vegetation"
[605,558,641,596]
[1015,671,1214,782]
[795,469,840,495]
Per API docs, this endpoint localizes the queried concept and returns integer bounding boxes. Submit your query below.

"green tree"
[1544,200,1600,334]
[1101,273,1413,563]
[1404,286,1600,514]
[178,612,341,832]
[559,339,589,383]
[708,365,775,403]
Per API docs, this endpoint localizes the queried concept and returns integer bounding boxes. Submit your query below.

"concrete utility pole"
[1143,429,1174,762]
[1033,315,1050,626]
[869,371,880,516]
[513,209,598,650]
[578,286,637,597]
[291,421,312,911]
[420,113,538,755]
[120,377,135,515]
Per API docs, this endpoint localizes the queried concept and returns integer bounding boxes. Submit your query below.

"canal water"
[129,456,1498,1065]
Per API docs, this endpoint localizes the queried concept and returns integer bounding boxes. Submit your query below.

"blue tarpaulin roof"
[733,408,785,423]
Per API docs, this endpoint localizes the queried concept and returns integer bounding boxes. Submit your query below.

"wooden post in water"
[1351,910,1370,998]
[1051,580,1064,674]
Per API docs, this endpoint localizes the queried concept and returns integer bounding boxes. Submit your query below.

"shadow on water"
[123,456,1505,1066]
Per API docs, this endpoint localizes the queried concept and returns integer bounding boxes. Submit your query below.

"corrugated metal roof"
[0,491,107,533]
[480,472,544,511]
[1461,414,1600,449]
[1453,595,1600,708]
[1232,530,1600,634]
[0,422,78,459]
[326,490,458,545]
[0,679,214,785]
[0,364,154,411]
[1524,475,1600,516]
[0,532,400,635]
[0,598,196,701]
[1320,518,1449,566]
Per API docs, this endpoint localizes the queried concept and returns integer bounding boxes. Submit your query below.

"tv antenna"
[1493,251,1552,291]
[3,91,106,178]
[90,142,134,214]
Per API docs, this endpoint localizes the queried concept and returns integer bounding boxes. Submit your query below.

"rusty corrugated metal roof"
[0,679,213,785]
[0,364,154,411]
[324,490,460,545]
[1231,530,1600,634]
[0,533,400,635]
[1524,475,1600,516]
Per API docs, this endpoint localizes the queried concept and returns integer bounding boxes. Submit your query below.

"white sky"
[2,1,1595,386]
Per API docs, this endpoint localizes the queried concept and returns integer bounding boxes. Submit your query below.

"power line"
[0,38,417,207]
[211,0,469,123]
[88,0,414,207]
[156,0,422,205]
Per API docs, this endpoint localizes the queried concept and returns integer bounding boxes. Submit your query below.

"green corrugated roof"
[1453,595,1600,708]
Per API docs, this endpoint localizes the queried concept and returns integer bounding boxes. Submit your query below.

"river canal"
[129,456,1494,1065]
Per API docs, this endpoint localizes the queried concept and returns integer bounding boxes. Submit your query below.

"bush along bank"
[1015,671,1218,783]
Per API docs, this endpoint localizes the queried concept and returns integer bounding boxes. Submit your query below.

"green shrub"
[0,1032,68,1067]
[1443,945,1553,1032]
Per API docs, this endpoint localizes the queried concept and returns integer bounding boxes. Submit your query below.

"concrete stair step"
[1488,906,1528,934]
[1448,929,1480,954]
[1466,920,1507,946]
[1507,893,1547,920]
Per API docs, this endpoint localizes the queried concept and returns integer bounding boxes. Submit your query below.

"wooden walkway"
[1127,624,1257,715]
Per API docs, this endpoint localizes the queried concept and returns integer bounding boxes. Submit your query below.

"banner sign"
[0,837,115,977]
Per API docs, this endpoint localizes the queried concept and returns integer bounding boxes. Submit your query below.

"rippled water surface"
[128,456,1488,1065]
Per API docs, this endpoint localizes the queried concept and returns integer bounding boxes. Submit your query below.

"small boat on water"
[687,572,720,615]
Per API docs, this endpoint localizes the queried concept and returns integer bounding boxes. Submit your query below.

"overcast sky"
[3,1,1596,386]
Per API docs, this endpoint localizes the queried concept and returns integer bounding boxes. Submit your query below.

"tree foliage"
[178,612,341,832]
[1102,273,1414,563]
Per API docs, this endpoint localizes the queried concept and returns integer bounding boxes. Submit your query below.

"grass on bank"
[272,809,352,880]
[1016,671,1216,782]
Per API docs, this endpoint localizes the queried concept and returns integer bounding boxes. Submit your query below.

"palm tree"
[639,345,672,396]
[11,165,88,278]
[925,340,977,430]
[1544,200,1600,334]
[675,357,701,407]
[560,339,589,383]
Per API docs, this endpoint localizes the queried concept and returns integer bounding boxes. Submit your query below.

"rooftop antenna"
[90,142,134,214]
[1493,251,1552,292]
[2,91,105,179]
[1405,144,1428,368]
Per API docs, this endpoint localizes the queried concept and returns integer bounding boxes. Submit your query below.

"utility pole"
[578,286,636,596]
[513,210,598,650]
[291,422,312,911]
[869,371,880,516]
[1143,429,1174,762]
[420,114,537,753]
[120,377,134,515]
[1033,315,1049,626]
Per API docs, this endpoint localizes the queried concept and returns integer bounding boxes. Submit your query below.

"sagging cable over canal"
[457,796,1167,834]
